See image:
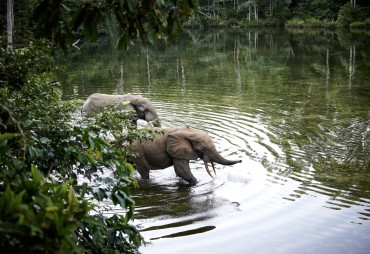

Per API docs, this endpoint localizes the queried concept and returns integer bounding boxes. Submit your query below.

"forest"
[0,0,369,253]
[190,0,370,28]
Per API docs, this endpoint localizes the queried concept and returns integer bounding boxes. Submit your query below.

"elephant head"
[130,127,241,185]
[82,93,160,127]
[166,127,241,184]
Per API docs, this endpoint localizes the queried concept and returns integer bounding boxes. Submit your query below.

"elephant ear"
[167,131,198,160]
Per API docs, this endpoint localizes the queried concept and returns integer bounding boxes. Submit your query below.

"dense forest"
[1,1,370,50]
[0,0,369,253]
[188,0,370,28]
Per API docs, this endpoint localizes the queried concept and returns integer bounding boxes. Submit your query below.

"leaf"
[40,137,50,144]
[45,205,59,212]
[71,5,86,30]
[124,162,135,174]
[68,186,77,213]
[31,165,42,186]
[83,215,105,227]
[28,146,42,158]
[80,182,88,198]
[88,136,95,149]
[111,190,135,209]
[112,192,126,208]
[0,132,17,143]
[95,188,108,201]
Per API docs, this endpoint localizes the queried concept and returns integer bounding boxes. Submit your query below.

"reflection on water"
[58,28,370,253]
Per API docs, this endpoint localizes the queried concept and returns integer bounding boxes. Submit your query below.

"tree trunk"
[7,0,14,52]
[270,0,273,15]
[254,5,258,20]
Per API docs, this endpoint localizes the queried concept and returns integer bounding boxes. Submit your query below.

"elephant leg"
[132,158,150,180]
[172,159,197,185]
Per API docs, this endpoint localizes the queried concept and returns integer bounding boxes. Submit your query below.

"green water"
[58,28,370,254]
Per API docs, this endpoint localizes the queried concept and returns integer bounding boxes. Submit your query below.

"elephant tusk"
[204,162,214,179]
[211,161,216,175]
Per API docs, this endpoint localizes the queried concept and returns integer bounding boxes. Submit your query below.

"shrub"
[285,18,305,28]
[350,18,370,29]
[305,18,323,27]
[0,45,151,253]
[264,17,284,27]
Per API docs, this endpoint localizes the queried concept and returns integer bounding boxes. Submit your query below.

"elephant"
[82,93,160,127]
[130,126,242,185]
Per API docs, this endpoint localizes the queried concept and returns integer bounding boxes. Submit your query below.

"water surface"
[58,28,370,254]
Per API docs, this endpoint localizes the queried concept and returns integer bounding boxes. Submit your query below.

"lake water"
[58,28,370,254]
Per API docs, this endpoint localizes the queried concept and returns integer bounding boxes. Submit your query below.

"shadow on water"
[148,226,216,240]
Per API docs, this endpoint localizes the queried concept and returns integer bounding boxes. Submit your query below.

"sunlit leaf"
[0,132,17,143]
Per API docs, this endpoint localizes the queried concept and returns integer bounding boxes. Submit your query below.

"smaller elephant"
[82,93,160,127]
[130,126,242,185]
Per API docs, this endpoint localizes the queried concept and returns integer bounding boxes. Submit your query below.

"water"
[58,28,370,254]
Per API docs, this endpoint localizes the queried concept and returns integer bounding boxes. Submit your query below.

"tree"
[6,0,13,52]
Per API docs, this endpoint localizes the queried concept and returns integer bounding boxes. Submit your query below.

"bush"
[245,19,265,27]
[0,45,152,253]
[0,167,91,253]
[305,18,323,27]
[0,43,52,91]
[350,18,370,29]
[285,18,305,28]
[264,17,284,27]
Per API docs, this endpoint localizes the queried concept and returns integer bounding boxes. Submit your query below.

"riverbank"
[184,16,370,30]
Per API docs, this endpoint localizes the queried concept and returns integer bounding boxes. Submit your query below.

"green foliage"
[0,42,53,90]
[0,45,157,252]
[337,3,367,26]
[0,167,91,253]
[291,0,346,20]
[182,0,370,28]
[32,0,198,52]
[0,0,39,42]
[350,18,370,29]
[285,17,337,28]
[285,18,305,28]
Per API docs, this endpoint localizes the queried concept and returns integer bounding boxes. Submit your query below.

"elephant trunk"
[202,147,241,178]
[207,146,242,166]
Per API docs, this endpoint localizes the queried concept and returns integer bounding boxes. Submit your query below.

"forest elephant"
[82,93,161,127]
[131,126,242,185]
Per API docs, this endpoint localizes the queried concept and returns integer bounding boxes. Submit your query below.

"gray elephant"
[82,93,160,127]
[131,126,241,185]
